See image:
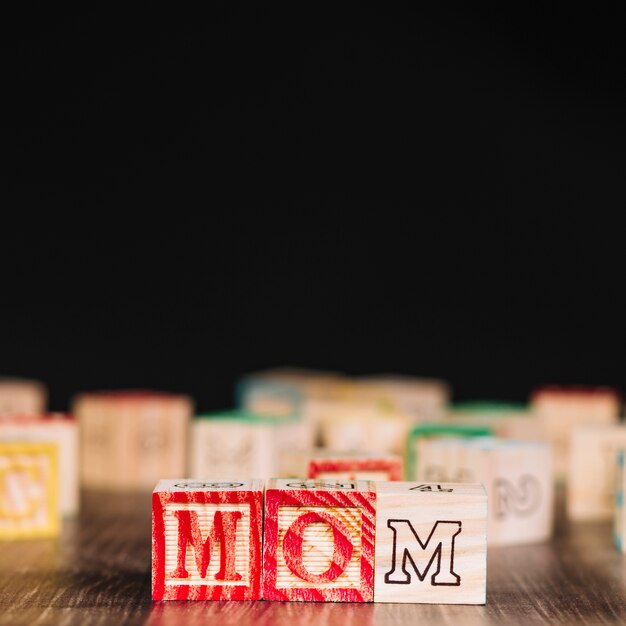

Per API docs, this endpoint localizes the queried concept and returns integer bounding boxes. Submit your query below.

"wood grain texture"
[152,480,263,600]
[4,487,626,624]
[263,479,376,602]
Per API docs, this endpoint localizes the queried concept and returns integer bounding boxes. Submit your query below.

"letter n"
[384,519,461,586]
[170,510,243,581]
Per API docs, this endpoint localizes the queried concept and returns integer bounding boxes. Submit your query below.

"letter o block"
[374,482,487,604]
[152,479,263,600]
[263,478,376,602]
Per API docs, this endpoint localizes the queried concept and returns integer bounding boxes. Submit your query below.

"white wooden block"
[531,386,619,481]
[417,437,553,545]
[356,375,450,420]
[0,378,47,416]
[74,390,192,490]
[374,481,486,604]
[190,411,316,480]
[568,424,626,521]
[0,414,78,516]
[316,398,411,455]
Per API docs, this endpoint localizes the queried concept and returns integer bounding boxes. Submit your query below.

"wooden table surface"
[1,488,626,626]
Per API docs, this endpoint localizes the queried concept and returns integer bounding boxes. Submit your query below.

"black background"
[2,5,625,412]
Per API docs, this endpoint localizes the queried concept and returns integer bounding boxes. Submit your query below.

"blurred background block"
[531,386,620,481]
[306,449,403,481]
[0,414,78,516]
[0,378,47,417]
[190,410,316,479]
[74,391,192,491]
[417,437,553,546]
[568,424,626,522]
[0,441,59,539]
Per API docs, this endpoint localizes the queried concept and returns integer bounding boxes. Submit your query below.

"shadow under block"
[0,414,78,516]
[0,441,59,539]
[152,479,263,600]
[306,451,403,481]
[416,437,553,546]
[531,386,619,481]
[75,391,192,490]
[374,481,486,604]
[0,378,47,416]
[568,424,626,521]
[263,478,376,602]
[190,412,316,480]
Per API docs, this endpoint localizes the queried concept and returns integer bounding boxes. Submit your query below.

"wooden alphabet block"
[568,424,626,521]
[237,368,346,418]
[614,450,626,552]
[417,437,553,545]
[356,375,450,420]
[74,390,192,490]
[405,423,493,482]
[190,411,316,480]
[0,441,59,539]
[317,398,412,455]
[263,478,376,602]
[152,479,263,600]
[0,414,78,516]
[447,402,542,440]
[374,481,487,604]
[306,450,403,481]
[0,378,47,416]
[531,385,619,480]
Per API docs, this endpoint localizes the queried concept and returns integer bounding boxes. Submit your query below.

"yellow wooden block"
[0,441,59,539]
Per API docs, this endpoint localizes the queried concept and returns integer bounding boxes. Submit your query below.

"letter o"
[283,511,354,583]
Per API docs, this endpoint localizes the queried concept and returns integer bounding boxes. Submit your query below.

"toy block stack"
[374,481,487,603]
[151,477,489,603]
[263,478,376,602]
[0,378,47,416]
[0,440,59,539]
[568,424,626,521]
[415,437,553,545]
[530,386,620,481]
[189,411,316,480]
[74,390,192,490]
[0,414,79,516]
[152,479,264,600]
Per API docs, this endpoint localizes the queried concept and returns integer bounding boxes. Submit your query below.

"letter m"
[170,509,243,581]
[384,519,462,586]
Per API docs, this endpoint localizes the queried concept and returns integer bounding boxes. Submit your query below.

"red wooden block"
[307,451,403,481]
[152,479,263,601]
[263,478,376,602]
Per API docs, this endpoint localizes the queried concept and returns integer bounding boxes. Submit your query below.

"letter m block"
[263,478,376,602]
[152,479,263,600]
[374,481,487,604]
